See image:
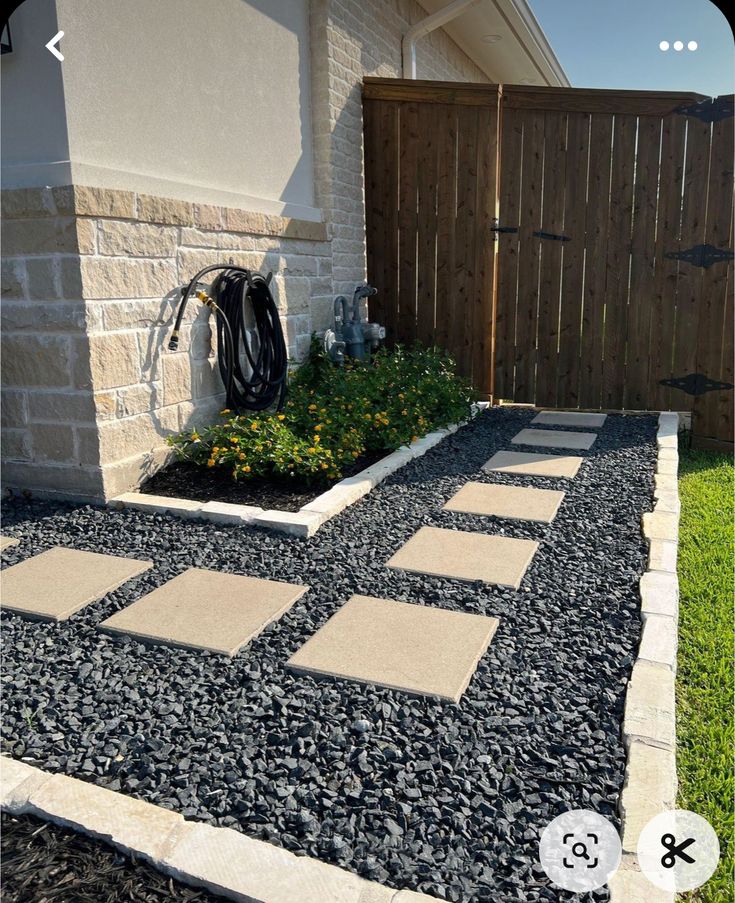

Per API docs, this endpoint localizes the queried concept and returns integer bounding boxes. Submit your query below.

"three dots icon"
[660,40,698,51]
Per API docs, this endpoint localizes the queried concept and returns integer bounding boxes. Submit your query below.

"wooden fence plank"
[557,112,590,406]
[602,114,637,409]
[513,110,545,403]
[535,111,568,407]
[626,115,662,409]
[649,114,687,410]
[493,107,523,399]
[434,104,458,354]
[416,103,439,347]
[503,84,705,116]
[578,114,613,409]
[397,102,419,345]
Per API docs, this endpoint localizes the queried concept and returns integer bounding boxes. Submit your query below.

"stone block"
[1,187,55,218]
[97,406,179,463]
[199,501,263,525]
[638,614,678,670]
[0,756,51,812]
[137,193,194,225]
[609,863,675,903]
[1,460,104,500]
[301,481,370,517]
[253,509,325,538]
[511,427,597,450]
[1,429,32,461]
[162,820,369,903]
[483,450,583,479]
[101,298,178,331]
[1,258,26,298]
[1,391,27,428]
[59,257,84,298]
[653,491,680,514]
[30,423,75,463]
[89,332,142,389]
[648,539,678,574]
[657,412,679,437]
[620,741,677,854]
[113,492,202,519]
[531,410,607,428]
[80,258,177,299]
[1,218,94,255]
[1,335,71,388]
[656,458,678,475]
[623,660,676,749]
[640,571,679,618]
[642,511,679,542]
[658,447,678,461]
[1,301,86,332]
[654,472,677,493]
[25,258,57,299]
[27,772,182,862]
[444,482,565,523]
[75,427,101,466]
[98,220,178,257]
[53,185,136,218]
[27,391,95,424]
[193,204,223,230]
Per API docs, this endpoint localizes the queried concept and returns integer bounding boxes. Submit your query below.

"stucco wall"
[1,0,489,501]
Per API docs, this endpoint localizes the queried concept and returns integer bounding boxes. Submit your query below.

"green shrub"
[167,338,477,484]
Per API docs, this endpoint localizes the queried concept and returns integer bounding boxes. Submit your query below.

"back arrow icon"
[45,30,64,61]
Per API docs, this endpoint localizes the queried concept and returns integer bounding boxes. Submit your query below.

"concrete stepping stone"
[511,428,597,450]
[287,594,499,702]
[100,568,308,656]
[0,536,19,551]
[0,547,152,621]
[443,482,565,523]
[531,411,607,428]
[483,450,583,479]
[386,525,538,589]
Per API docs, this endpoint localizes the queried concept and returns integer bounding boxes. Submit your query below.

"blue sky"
[529,0,734,96]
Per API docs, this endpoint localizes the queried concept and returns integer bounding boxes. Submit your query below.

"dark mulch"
[0,812,225,902]
[140,451,387,511]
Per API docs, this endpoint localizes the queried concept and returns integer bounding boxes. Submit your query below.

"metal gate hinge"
[533,230,570,242]
[664,244,735,268]
[675,95,734,123]
[490,219,518,235]
[659,373,735,396]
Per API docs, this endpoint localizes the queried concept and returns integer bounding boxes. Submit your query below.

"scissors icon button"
[661,833,696,868]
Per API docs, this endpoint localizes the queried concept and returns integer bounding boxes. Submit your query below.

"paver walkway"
[511,428,597,450]
[288,594,499,702]
[0,547,152,621]
[531,411,607,428]
[443,482,565,523]
[100,568,308,656]
[484,450,584,479]
[387,525,538,589]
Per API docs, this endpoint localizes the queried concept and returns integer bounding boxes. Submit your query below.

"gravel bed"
[1,408,657,902]
[1,811,227,902]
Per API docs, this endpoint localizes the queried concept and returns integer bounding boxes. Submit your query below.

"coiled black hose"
[169,264,288,412]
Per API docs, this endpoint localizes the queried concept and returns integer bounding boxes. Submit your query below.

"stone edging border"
[109,404,490,537]
[0,756,435,903]
[609,411,680,903]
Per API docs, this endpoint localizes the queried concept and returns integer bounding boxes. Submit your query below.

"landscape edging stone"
[0,756,438,903]
[108,404,489,537]
[611,410,680,902]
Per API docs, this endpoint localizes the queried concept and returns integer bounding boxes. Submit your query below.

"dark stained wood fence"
[362,78,734,449]
[362,80,500,396]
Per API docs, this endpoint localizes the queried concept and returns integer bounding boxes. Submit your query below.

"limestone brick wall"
[310,0,490,296]
[1,186,330,500]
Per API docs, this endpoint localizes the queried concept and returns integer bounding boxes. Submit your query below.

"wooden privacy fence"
[362,78,734,449]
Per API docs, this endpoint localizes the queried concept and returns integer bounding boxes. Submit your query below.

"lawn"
[676,446,734,902]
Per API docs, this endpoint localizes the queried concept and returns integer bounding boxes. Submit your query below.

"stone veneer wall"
[1,0,488,502]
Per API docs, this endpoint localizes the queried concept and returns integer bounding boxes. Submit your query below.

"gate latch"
[490,218,518,240]
[664,243,734,269]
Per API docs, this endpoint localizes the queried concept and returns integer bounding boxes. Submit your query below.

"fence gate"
[362,78,734,449]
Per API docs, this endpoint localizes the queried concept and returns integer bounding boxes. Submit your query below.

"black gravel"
[1,408,657,903]
[141,450,387,512]
[1,811,227,902]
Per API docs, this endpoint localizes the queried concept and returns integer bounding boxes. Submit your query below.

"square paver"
[0,547,152,621]
[483,450,583,479]
[443,482,565,523]
[0,537,19,551]
[287,594,499,702]
[511,428,597,450]
[531,411,607,428]
[99,568,309,656]
[386,525,538,589]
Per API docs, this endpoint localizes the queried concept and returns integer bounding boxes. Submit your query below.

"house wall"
[1,0,489,501]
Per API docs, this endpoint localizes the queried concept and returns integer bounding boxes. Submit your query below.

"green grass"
[676,447,734,902]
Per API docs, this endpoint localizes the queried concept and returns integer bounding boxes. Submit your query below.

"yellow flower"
[352,451,359,458]
[314,424,323,432]
[207,458,215,467]
[191,431,200,441]
[411,435,418,442]
[313,436,321,444]
[250,422,259,431]
[230,437,239,444]
[213,446,220,454]
[320,462,328,470]
[220,409,231,415]
[308,403,317,411]
[277,414,286,421]
[243,465,251,473]
[364,413,372,421]
[238,452,246,460]
[307,447,316,453]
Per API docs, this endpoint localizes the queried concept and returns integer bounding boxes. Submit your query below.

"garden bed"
[1,407,658,902]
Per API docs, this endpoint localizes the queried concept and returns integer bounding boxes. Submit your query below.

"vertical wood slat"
[514,110,545,403]
[397,102,420,345]
[451,105,480,381]
[535,111,568,407]
[602,114,637,409]
[626,115,663,410]
[416,103,439,348]
[557,112,590,406]
[434,104,458,354]
[493,108,523,399]
[649,114,687,410]
[693,115,734,444]
[578,114,613,409]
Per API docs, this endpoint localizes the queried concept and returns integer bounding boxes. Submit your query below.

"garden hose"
[169,264,288,412]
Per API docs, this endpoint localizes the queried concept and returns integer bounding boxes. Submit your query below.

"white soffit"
[417,0,570,86]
